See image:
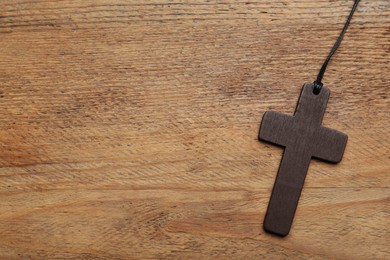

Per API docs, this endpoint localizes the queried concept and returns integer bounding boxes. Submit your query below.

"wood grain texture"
[0,0,389,259]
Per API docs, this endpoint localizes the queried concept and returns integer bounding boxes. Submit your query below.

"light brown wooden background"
[0,0,389,259]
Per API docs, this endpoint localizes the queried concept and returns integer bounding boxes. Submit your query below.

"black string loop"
[313,0,360,94]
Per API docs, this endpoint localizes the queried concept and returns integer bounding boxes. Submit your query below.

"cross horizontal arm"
[311,126,348,163]
[259,111,294,147]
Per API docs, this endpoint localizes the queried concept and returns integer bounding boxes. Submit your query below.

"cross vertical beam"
[263,147,311,236]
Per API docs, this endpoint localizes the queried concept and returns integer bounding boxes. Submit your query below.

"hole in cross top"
[313,82,322,95]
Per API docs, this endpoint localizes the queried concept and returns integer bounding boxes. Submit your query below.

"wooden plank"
[0,0,389,258]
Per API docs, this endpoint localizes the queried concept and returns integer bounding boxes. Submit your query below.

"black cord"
[313,0,360,94]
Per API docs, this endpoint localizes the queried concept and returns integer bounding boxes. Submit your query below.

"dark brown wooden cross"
[259,83,348,237]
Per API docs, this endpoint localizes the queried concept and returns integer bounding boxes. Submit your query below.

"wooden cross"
[259,83,348,237]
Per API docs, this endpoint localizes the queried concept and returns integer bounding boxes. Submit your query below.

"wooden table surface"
[0,0,389,259]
